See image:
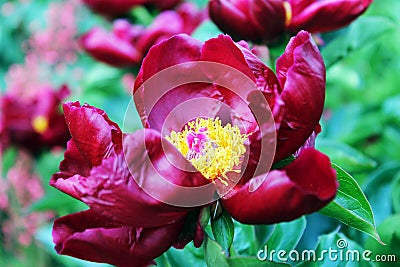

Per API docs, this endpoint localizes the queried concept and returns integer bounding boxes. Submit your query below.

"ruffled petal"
[55,129,211,228]
[275,31,325,161]
[62,102,122,167]
[53,209,184,267]
[222,148,337,224]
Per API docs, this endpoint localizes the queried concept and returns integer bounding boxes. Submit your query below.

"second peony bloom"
[209,0,373,43]
[51,31,338,267]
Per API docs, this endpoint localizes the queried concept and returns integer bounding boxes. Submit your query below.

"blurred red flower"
[50,31,337,266]
[80,3,206,67]
[0,85,71,153]
[209,0,373,43]
[82,0,182,17]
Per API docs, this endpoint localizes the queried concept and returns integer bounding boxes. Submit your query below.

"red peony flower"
[82,0,182,17]
[209,0,373,43]
[80,3,206,67]
[0,85,71,153]
[51,31,337,266]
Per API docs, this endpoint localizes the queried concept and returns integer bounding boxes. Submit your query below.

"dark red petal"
[63,129,211,228]
[134,11,185,56]
[151,0,182,10]
[134,34,202,90]
[82,0,147,17]
[275,31,325,161]
[249,0,286,42]
[133,34,204,128]
[53,209,184,267]
[288,0,373,33]
[79,27,141,67]
[62,101,122,167]
[222,148,337,224]
[209,0,263,42]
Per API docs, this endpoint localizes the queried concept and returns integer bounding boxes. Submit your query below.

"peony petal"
[209,0,264,42]
[62,102,122,167]
[222,148,337,224]
[79,27,142,67]
[275,31,325,161]
[289,0,373,33]
[61,129,212,227]
[249,0,286,42]
[53,209,184,267]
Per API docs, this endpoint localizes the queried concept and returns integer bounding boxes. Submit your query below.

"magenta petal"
[53,209,184,267]
[274,31,325,161]
[79,27,142,67]
[222,148,337,224]
[209,0,262,42]
[289,0,373,33]
[62,102,122,167]
[135,11,185,55]
[135,34,202,86]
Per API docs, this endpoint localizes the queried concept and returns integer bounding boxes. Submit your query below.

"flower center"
[166,118,248,185]
[283,1,292,27]
[32,115,49,134]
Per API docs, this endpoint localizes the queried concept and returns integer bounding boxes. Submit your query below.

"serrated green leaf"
[204,236,230,267]
[322,16,395,68]
[316,139,377,172]
[319,164,382,243]
[228,256,289,267]
[211,210,234,252]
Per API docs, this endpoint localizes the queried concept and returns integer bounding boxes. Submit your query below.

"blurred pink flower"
[1,151,54,248]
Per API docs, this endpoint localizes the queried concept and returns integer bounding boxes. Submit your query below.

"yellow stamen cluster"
[32,115,49,134]
[166,118,248,185]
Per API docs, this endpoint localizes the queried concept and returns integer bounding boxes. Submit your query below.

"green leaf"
[297,229,374,267]
[129,6,154,26]
[211,210,234,252]
[165,244,205,267]
[228,256,289,267]
[319,164,382,243]
[204,236,229,267]
[365,215,400,267]
[192,20,224,42]
[391,172,400,213]
[1,147,17,178]
[363,163,400,224]
[29,188,87,216]
[271,155,296,170]
[265,217,307,262]
[316,139,377,172]
[322,16,395,68]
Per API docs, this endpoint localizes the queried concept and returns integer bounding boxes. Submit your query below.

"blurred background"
[0,0,399,266]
